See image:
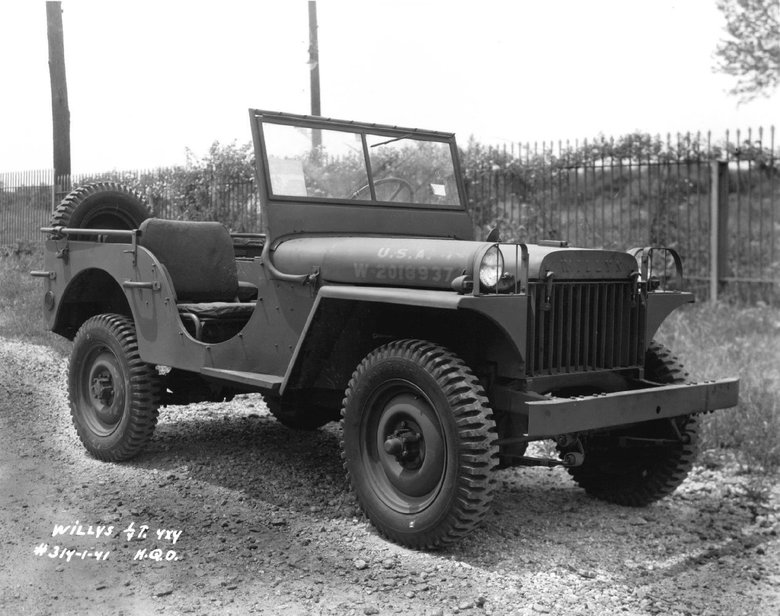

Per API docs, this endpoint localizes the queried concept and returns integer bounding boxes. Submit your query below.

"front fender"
[281,285,532,394]
[645,291,695,341]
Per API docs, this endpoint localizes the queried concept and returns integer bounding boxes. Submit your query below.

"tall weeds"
[0,245,71,354]
[656,302,780,472]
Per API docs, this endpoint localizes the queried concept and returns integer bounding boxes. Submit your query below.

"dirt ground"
[1,337,778,616]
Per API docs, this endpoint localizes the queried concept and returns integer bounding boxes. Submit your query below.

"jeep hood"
[271,236,638,289]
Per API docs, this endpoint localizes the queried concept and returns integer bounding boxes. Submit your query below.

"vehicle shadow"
[126,402,600,533]
[123,399,770,588]
[127,403,351,514]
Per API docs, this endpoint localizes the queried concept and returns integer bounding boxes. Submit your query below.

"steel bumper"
[521,378,739,437]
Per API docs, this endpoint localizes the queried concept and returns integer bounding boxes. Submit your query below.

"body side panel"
[44,239,311,381]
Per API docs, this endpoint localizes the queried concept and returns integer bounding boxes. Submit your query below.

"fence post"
[709,160,730,302]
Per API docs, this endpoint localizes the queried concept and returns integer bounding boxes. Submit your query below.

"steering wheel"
[351,177,414,202]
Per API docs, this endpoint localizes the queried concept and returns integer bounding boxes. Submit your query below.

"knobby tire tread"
[340,338,499,550]
[69,314,160,462]
[51,182,150,231]
[563,340,700,506]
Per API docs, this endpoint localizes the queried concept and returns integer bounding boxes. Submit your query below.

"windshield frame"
[251,110,468,211]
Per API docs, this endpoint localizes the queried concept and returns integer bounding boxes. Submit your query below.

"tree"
[714,0,780,101]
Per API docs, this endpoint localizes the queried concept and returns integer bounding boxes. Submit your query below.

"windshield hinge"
[305,266,321,292]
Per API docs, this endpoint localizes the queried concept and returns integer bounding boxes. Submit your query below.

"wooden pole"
[46,1,71,198]
[308,1,322,151]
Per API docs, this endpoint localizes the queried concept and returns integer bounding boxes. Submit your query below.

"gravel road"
[1,338,778,616]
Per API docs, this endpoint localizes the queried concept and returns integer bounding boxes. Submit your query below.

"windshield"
[261,121,462,207]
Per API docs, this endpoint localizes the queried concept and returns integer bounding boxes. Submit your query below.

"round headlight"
[479,246,504,288]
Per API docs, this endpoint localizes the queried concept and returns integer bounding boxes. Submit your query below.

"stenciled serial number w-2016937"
[353,262,458,283]
[34,543,110,562]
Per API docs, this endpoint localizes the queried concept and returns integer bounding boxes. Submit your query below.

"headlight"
[479,246,504,289]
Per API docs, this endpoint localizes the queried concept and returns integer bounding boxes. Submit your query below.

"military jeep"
[34,110,739,549]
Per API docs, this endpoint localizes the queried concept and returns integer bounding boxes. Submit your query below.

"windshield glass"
[263,123,368,199]
[366,134,459,206]
[261,121,462,208]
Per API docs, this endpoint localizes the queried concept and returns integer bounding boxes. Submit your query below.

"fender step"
[200,367,282,392]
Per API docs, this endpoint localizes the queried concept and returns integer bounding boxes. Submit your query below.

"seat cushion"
[139,218,238,302]
[177,302,256,320]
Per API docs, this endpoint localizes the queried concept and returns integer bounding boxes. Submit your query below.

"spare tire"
[51,182,151,237]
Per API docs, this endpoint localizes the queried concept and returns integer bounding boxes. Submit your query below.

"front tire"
[69,314,161,461]
[563,341,700,506]
[341,339,498,549]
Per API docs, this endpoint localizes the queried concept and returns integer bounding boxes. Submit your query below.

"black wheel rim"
[82,208,138,230]
[359,379,447,513]
[77,346,127,437]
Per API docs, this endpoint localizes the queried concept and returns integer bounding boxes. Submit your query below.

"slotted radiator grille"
[526,281,645,376]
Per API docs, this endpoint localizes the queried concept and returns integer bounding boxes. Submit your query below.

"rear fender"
[43,240,181,349]
[51,268,131,339]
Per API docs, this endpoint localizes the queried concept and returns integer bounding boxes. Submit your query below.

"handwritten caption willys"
[33,520,183,564]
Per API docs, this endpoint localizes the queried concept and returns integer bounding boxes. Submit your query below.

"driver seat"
[138,218,256,341]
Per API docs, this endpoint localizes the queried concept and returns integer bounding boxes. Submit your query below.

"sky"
[1,0,778,173]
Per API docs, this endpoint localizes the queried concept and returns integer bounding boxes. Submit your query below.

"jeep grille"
[526,281,645,376]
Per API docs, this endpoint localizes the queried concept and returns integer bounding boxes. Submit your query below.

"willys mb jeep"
[34,110,739,549]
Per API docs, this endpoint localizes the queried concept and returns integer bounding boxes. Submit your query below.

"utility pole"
[46,1,71,200]
[308,1,321,151]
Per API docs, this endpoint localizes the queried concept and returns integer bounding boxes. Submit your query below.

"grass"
[0,244,72,355]
[656,301,780,472]
[1,246,778,472]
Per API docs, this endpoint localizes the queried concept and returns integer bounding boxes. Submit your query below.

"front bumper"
[497,378,739,438]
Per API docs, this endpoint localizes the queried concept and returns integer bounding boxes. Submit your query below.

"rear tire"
[562,341,700,506]
[69,314,161,461]
[52,182,151,238]
[341,339,498,549]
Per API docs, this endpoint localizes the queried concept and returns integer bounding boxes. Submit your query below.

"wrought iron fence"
[2,128,777,302]
[464,128,778,303]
